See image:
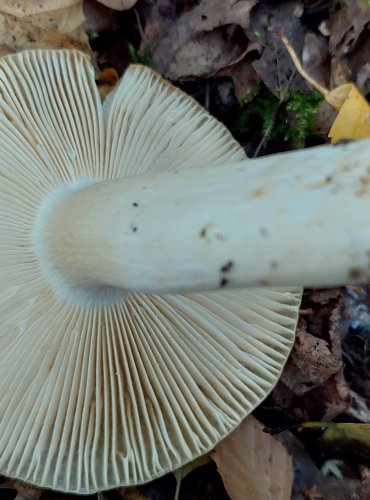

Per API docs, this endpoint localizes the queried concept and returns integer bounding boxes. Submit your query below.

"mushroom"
[0,49,367,494]
[0,49,301,494]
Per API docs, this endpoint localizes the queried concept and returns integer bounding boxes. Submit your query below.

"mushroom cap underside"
[0,49,302,493]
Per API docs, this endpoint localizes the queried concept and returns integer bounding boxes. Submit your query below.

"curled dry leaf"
[280,321,343,397]
[212,415,293,500]
[0,0,90,55]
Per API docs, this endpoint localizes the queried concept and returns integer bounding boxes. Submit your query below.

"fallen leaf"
[357,62,370,96]
[298,421,370,464]
[162,28,249,80]
[0,0,90,55]
[116,487,149,500]
[142,0,256,79]
[0,476,42,500]
[280,321,343,396]
[95,0,138,9]
[247,0,311,98]
[212,415,293,500]
[217,43,261,99]
[328,0,370,60]
[273,288,351,422]
[96,67,119,100]
[302,32,330,89]
[327,84,370,143]
[172,454,212,500]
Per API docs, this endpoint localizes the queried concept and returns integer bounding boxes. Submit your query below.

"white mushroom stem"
[40,139,370,295]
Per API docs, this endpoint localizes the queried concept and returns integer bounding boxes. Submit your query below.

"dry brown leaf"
[0,0,90,56]
[188,0,258,31]
[328,0,370,92]
[302,32,330,88]
[142,0,256,79]
[212,415,293,500]
[0,477,43,500]
[217,42,261,99]
[329,0,370,59]
[280,321,343,396]
[116,487,149,500]
[248,1,311,97]
[95,0,138,9]
[161,29,249,80]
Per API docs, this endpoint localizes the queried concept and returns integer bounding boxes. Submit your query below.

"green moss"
[87,31,100,41]
[286,89,324,141]
[232,85,324,150]
[128,43,152,67]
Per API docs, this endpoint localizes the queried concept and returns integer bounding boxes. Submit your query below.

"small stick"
[280,32,329,97]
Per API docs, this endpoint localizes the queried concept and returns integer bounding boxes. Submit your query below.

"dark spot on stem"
[270,261,279,270]
[221,261,234,273]
[200,227,207,238]
[220,277,229,287]
[259,227,270,238]
[325,176,332,183]
[130,223,138,233]
[349,268,362,279]
[132,202,139,207]
[215,233,227,241]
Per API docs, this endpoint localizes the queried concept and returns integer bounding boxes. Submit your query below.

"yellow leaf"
[299,421,370,459]
[327,84,370,143]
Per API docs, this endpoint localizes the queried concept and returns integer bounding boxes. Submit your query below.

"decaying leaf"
[280,321,343,397]
[0,476,42,500]
[141,0,256,79]
[96,67,119,100]
[217,42,261,99]
[302,32,330,88]
[212,415,293,500]
[273,288,351,422]
[328,0,370,60]
[0,0,90,55]
[247,0,310,98]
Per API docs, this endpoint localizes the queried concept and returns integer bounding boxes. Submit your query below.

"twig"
[280,32,329,97]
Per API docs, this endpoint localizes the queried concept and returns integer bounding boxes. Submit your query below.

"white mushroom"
[0,49,301,494]
[1,49,369,494]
